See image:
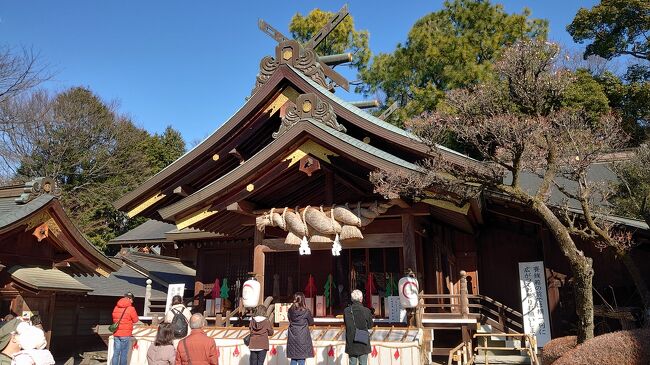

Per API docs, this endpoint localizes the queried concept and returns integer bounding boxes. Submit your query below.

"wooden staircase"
[416,271,533,363]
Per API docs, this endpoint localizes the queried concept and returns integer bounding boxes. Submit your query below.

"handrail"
[473,333,539,365]
[448,340,473,365]
[472,294,523,318]
[417,271,524,334]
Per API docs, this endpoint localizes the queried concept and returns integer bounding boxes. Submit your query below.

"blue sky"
[1,1,598,145]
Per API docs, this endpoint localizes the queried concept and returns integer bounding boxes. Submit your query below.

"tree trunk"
[532,201,594,343]
[619,250,650,327]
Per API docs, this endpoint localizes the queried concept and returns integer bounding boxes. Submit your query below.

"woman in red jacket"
[111,292,139,365]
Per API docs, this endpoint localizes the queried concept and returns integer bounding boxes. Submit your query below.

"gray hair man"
[175,313,218,364]
[344,290,374,365]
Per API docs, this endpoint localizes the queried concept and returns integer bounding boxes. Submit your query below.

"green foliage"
[16,87,186,250]
[144,126,186,172]
[562,69,611,125]
[289,8,370,71]
[360,0,548,126]
[595,71,650,145]
[567,0,650,143]
[612,144,650,223]
[567,0,650,61]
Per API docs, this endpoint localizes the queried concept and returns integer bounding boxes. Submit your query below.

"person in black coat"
[286,292,314,365]
[343,289,374,365]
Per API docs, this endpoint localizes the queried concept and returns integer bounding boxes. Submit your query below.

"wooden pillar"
[193,246,204,308]
[460,270,472,343]
[459,270,469,318]
[46,293,56,349]
[253,227,267,304]
[402,213,417,274]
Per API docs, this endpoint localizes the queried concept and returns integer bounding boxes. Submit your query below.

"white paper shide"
[518,261,551,347]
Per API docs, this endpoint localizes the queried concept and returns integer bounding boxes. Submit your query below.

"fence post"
[459,271,469,319]
[144,278,152,317]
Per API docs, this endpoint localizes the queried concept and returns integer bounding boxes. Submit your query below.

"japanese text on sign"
[518,261,551,347]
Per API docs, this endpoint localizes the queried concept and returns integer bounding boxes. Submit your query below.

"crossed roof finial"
[253,5,351,94]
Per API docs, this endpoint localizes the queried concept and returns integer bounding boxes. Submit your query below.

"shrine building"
[0,177,120,351]
[113,7,650,361]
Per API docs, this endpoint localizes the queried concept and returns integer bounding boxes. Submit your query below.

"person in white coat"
[11,323,55,365]
[164,295,191,347]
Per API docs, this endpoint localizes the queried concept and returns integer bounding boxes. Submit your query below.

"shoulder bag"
[109,308,127,333]
[349,307,370,345]
[182,338,193,365]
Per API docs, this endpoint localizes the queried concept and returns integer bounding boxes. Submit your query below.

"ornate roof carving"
[254,40,333,95]
[15,177,61,204]
[273,93,346,139]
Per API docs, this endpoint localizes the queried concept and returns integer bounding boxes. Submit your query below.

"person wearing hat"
[10,322,55,365]
[111,292,139,365]
[0,318,21,364]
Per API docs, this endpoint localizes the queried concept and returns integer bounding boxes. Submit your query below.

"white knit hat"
[15,323,47,350]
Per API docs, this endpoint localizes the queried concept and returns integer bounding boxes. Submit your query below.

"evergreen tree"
[13,87,186,250]
[289,8,370,72]
[360,0,547,126]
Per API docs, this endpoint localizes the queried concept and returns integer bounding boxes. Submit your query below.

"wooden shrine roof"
[8,266,92,293]
[74,251,196,300]
[114,65,481,223]
[0,179,120,276]
[157,119,421,221]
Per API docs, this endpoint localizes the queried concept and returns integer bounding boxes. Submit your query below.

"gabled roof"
[157,119,421,221]
[109,219,176,246]
[0,181,120,276]
[115,65,479,219]
[9,266,92,292]
[74,252,195,300]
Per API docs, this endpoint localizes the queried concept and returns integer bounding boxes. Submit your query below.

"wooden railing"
[417,271,524,334]
[470,295,524,334]
[474,333,538,365]
[447,341,473,365]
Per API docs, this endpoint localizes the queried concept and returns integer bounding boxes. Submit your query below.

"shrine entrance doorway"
[263,246,403,315]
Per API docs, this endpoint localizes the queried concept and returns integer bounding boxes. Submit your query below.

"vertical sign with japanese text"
[518,261,551,347]
[165,283,186,314]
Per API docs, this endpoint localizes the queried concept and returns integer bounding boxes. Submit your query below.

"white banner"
[109,327,422,365]
[518,261,551,347]
[165,283,186,314]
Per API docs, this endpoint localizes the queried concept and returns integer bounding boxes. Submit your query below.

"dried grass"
[553,328,650,365]
[542,336,577,365]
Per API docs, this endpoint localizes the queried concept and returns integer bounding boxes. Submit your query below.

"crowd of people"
[1,288,374,365]
[137,289,373,365]
[0,314,55,365]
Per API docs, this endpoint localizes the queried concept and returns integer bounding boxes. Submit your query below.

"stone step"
[473,355,532,364]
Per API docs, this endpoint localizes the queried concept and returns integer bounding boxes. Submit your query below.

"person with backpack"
[247,305,273,365]
[111,292,139,365]
[164,295,191,346]
[146,323,176,365]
